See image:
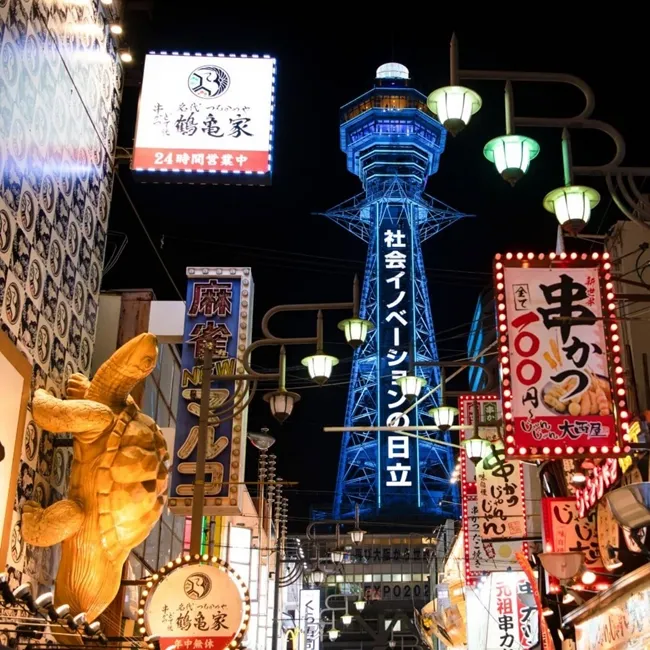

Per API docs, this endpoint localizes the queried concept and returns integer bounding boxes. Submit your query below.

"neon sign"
[575,458,619,518]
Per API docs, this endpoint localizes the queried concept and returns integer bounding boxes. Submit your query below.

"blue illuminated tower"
[326,63,465,521]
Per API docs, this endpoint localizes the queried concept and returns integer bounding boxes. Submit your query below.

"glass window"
[144,524,160,568]
[159,521,172,566]
[157,398,170,429]
[142,377,158,419]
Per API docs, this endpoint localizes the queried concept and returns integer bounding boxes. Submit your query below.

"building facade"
[0,0,122,595]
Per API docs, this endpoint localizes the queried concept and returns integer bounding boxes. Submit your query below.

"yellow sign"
[619,421,641,473]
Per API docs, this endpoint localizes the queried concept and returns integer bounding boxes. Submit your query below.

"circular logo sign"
[143,559,249,650]
[184,572,212,600]
[188,66,230,99]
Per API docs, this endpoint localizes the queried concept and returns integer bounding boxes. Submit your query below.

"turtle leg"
[66,373,91,399]
[22,499,83,547]
[32,389,114,437]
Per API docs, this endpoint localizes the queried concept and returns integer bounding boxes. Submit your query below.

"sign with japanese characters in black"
[541,497,612,592]
[377,215,420,510]
[484,572,538,650]
[133,53,276,182]
[459,395,527,584]
[494,254,628,460]
[298,589,320,650]
[168,268,253,516]
[143,560,250,650]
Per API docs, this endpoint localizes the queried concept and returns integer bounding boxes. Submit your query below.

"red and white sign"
[133,53,276,176]
[459,395,527,584]
[143,560,250,650]
[575,458,619,518]
[494,253,629,460]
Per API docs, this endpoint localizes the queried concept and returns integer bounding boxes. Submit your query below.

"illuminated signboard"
[142,557,250,650]
[494,252,630,460]
[168,267,253,515]
[575,458,619,518]
[133,53,276,184]
[298,589,320,650]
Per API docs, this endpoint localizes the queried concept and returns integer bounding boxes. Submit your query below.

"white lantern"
[328,629,340,641]
[301,353,339,385]
[543,185,601,234]
[428,405,458,432]
[461,432,490,466]
[263,389,301,423]
[354,600,366,612]
[349,528,365,545]
[396,374,427,401]
[483,135,540,185]
[338,317,374,349]
[341,614,353,626]
[427,85,482,136]
[330,548,345,564]
[310,568,325,585]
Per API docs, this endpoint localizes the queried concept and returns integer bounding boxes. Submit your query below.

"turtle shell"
[95,404,169,563]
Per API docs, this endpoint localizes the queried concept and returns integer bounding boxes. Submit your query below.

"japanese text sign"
[575,458,619,518]
[143,560,250,650]
[460,395,527,583]
[133,53,276,183]
[378,217,419,510]
[541,497,611,592]
[168,267,253,516]
[494,253,628,460]
[483,572,538,650]
[298,589,320,650]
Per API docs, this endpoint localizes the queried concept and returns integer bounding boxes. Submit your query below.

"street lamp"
[354,599,366,612]
[396,374,427,401]
[483,82,540,186]
[310,568,325,586]
[460,401,491,465]
[350,527,365,545]
[338,274,374,349]
[543,130,600,234]
[263,347,300,423]
[427,85,482,136]
[428,404,459,432]
[302,311,339,385]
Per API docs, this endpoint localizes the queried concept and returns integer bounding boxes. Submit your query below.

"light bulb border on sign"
[138,553,252,649]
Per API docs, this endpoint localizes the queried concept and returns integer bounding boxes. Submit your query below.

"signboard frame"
[132,52,277,186]
[494,251,631,460]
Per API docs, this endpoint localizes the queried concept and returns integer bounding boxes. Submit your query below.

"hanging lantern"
[483,135,540,185]
[428,405,459,432]
[427,85,482,136]
[543,185,600,234]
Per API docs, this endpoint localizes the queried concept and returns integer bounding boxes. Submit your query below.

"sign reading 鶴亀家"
[142,558,250,650]
[132,53,276,183]
[298,589,320,650]
[494,253,628,460]
[168,267,253,516]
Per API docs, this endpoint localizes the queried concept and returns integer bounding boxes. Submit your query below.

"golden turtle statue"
[22,333,169,622]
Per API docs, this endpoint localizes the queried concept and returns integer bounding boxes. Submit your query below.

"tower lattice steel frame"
[323,63,465,521]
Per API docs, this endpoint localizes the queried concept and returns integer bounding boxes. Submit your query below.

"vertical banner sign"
[133,53,277,184]
[494,253,628,460]
[169,267,253,516]
[378,213,419,511]
[459,395,527,584]
[484,572,538,650]
[541,497,611,591]
[515,551,553,650]
[298,589,321,650]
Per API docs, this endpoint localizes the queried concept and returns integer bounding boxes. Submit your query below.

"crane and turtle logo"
[188,66,230,99]
[183,572,212,600]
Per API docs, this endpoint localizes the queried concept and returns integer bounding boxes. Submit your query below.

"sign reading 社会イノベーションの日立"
[132,53,276,185]
[494,252,631,461]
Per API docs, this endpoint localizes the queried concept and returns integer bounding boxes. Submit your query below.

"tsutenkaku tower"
[325,63,465,521]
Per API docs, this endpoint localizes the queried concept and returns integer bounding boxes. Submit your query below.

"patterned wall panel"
[0,0,121,594]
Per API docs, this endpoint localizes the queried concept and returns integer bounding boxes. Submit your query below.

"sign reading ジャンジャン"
[141,558,250,650]
[494,254,629,460]
[168,268,253,516]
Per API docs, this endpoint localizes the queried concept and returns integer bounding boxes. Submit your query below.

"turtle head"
[86,333,159,407]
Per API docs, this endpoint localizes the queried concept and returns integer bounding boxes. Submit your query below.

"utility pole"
[190,343,213,556]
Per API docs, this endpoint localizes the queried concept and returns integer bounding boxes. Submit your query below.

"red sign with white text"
[575,458,619,518]
[494,254,628,460]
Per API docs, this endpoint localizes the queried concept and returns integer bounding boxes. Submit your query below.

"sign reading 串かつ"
[494,254,627,459]
[168,268,253,516]
[132,53,276,182]
[142,559,250,650]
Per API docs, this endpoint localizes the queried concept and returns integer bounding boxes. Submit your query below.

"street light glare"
[483,135,540,186]
[543,185,600,234]
[427,85,482,136]
[302,353,339,385]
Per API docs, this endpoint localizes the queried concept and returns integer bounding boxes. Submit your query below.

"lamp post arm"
[306,518,356,540]
[458,68,595,121]
[261,301,354,339]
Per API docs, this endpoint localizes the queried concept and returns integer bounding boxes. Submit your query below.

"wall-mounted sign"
[168,267,253,516]
[298,589,320,650]
[459,395,527,584]
[575,458,619,518]
[541,497,611,591]
[622,467,646,553]
[493,253,629,460]
[133,53,276,185]
[597,500,620,571]
[0,331,31,568]
[620,420,641,473]
[141,556,250,650]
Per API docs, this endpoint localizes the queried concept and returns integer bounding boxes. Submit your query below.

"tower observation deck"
[324,63,465,521]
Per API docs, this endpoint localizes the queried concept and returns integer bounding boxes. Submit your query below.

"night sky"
[105,11,647,529]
